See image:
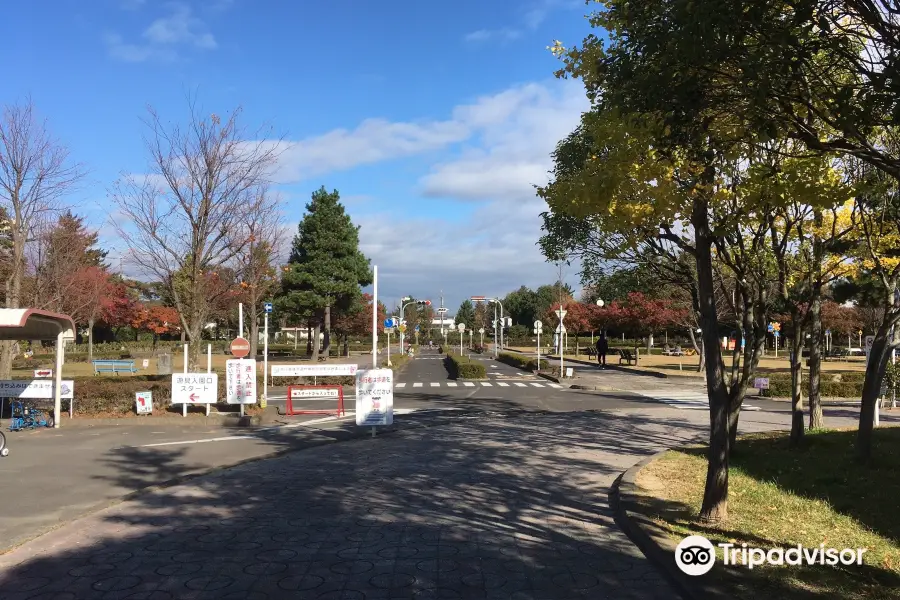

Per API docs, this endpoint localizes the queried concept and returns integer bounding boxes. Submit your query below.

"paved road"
[2,350,897,599]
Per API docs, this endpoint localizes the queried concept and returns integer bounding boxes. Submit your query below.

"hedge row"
[759,379,864,398]
[444,352,486,379]
[497,352,549,372]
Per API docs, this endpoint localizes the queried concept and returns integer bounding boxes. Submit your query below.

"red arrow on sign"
[189,393,199,402]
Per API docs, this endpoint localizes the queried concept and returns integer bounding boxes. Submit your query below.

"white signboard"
[864,335,875,356]
[754,377,770,390]
[290,387,340,399]
[142,359,150,368]
[355,368,394,426]
[271,364,358,377]
[226,359,257,404]
[135,391,153,414]
[0,380,74,399]
[565,367,574,377]
[171,373,218,404]
[33,369,52,378]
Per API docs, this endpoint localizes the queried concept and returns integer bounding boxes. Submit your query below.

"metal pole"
[460,330,463,355]
[372,265,378,368]
[559,316,565,379]
[537,329,541,368]
[54,332,63,427]
[207,344,212,417]
[183,343,188,417]
[239,303,244,339]
[493,304,498,358]
[263,313,269,408]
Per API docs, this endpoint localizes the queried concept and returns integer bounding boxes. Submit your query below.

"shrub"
[759,375,864,398]
[444,352,486,379]
[497,352,549,371]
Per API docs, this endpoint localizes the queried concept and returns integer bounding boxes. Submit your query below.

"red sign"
[230,337,251,358]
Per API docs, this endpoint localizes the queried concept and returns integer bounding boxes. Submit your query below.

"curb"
[612,445,752,600]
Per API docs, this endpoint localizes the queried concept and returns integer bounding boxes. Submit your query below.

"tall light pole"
[489,298,506,351]
[398,296,413,350]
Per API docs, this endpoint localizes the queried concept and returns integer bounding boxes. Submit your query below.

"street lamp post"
[489,299,506,351]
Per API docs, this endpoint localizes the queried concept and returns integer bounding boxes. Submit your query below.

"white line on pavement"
[463,382,475,387]
[447,382,457,387]
[396,382,407,388]
[141,435,255,447]
[481,382,493,387]
[497,382,510,387]
[514,383,527,387]
[430,382,440,387]
[413,383,423,388]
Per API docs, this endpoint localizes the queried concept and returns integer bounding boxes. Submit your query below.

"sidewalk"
[0,409,697,598]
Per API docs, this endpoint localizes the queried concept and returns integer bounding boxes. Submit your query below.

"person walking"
[595,332,609,368]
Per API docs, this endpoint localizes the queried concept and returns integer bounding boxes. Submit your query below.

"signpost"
[457,323,465,354]
[383,318,395,366]
[230,337,250,358]
[135,391,153,415]
[478,327,484,348]
[534,320,543,368]
[356,368,394,437]
[271,364,359,377]
[263,301,272,409]
[555,308,567,377]
[226,359,257,404]
[754,377,769,391]
[171,373,217,405]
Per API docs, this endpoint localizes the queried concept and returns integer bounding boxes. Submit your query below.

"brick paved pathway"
[0,410,701,599]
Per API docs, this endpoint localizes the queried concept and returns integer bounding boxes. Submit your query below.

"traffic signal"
[416,300,432,306]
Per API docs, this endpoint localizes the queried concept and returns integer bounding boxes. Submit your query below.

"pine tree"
[455,300,476,330]
[277,187,372,359]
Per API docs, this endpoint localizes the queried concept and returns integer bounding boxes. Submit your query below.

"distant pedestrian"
[596,333,608,368]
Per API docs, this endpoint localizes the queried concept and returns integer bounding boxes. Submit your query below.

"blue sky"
[2,0,593,313]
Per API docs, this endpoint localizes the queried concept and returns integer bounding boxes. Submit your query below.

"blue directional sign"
[264,302,273,314]
[384,318,396,328]
[767,323,774,333]
[773,330,780,338]
[415,324,420,332]
[826,329,831,335]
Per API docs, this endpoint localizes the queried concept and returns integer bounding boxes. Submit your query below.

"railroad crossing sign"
[264,302,273,314]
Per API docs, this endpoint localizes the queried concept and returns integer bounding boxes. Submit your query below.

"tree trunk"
[88,319,95,362]
[808,294,825,430]
[250,312,260,358]
[312,321,322,361]
[306,323,312,356]
[322,304,331,360]
[789,323,805,446]
[187,322,203,370]
[857,316,896,460]
[693,193,730,524]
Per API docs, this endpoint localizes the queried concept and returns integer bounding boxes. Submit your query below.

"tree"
[110,101,279,368]
[131,304,181,347]
[0,100,83,377]
[278,187,372,360]
[503,286,539,326]
[235,187,283,358]
[102,278,144,338]
[333,293,385,351]
[454,300,476,330]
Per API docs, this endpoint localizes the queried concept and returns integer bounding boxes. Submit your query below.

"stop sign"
[230,337,251,358]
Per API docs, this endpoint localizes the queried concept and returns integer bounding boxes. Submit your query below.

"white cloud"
[463,0,576,44]
[266,81,585,187]
[106,4,217,62]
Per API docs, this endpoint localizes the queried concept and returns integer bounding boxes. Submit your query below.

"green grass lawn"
[634,428,900,599]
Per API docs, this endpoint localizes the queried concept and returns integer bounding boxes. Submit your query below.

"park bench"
[585,347,597,358]
[92,359,138,375]
[619,349,637,365]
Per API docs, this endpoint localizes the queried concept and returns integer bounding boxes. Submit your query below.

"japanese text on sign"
[0,380,74,399]
[355,368,394,426]
[271,364,358,377]
[226,359,257,404]
[171,373,218,404]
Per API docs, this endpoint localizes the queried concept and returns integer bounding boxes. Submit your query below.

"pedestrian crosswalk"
[635,389,760,411]
[395,381,563,389]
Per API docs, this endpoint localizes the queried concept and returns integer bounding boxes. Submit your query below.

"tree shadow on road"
[0,409,713,599]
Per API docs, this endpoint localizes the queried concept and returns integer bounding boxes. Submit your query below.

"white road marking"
[430,382,440,387]
[463,382,475,387]
[549,384,563,389]
[413,383,423,388]
[396,382,407,388]
[141,435,254,447]
[514,383,527,387]
[481,382,493,387]
[497,382,510,387]
[529,383,545,387]
[447,382,457,387]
